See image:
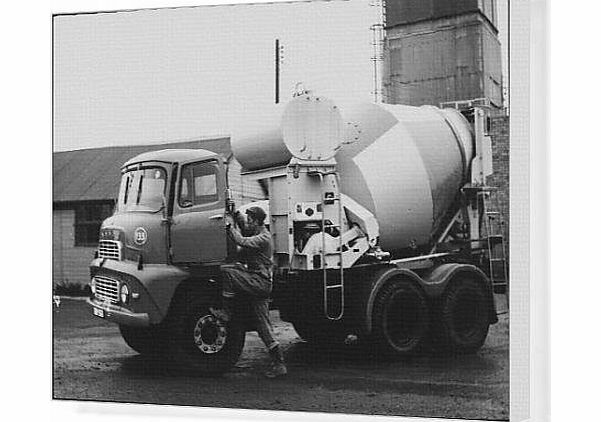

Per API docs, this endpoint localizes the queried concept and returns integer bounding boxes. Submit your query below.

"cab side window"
[179,161,219,208]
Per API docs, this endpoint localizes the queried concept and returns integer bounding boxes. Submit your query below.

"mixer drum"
[230,95,474,255]
[335,102,473,254]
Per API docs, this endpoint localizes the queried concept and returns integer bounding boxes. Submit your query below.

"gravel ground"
[53,298,509,420]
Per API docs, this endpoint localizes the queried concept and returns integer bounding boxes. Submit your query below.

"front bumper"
[89,258,190,325]
[86,297,150,327]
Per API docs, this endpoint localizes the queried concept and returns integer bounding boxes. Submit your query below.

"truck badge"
[134,227,148,245]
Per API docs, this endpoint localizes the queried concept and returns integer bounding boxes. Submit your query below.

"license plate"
[93,307,105,318]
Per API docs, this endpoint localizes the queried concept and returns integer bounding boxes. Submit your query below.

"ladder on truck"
[479,188,509,313]
[316,171,345,321]
[442,99,508,315]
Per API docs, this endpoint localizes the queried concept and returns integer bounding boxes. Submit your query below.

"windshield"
[117,166,167,212]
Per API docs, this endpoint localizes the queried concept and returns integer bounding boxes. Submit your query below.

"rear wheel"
[371,278,430,357]
[119,325,168,356]
[168,295,245,376]
[435,276,490,353]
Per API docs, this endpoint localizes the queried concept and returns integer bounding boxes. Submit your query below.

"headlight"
[90,279,96,295]
[120,283,130,304]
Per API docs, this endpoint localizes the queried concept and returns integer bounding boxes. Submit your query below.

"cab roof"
[122,148,222,168]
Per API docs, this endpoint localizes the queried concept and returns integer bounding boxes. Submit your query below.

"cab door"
[171,158,227,264]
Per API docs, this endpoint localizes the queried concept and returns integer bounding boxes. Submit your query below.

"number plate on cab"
[93,307,105,318]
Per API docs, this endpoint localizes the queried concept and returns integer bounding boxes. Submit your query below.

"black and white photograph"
[48,0,520,420]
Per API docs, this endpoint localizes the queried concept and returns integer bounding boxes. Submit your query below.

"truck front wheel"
[119,324,168,356]
[371,278,430,357]
[168,295,245,376]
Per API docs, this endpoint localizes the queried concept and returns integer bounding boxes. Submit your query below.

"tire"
[119,324,168,356]
[435,276,490,353]
[168,295,245,376]
[370,278,430,357]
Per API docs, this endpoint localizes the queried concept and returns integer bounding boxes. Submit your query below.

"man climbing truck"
[87,94,507,375]
[212,205,288,378]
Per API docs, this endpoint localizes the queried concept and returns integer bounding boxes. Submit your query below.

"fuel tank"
[231,95,474,254]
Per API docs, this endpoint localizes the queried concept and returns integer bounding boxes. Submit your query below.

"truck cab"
[88,149,231,332]
[87,148,253,375]
[104,148,228,266]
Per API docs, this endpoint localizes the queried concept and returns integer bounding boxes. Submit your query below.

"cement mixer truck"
[87,94,507,375]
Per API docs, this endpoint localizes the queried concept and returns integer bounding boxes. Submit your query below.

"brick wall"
[487,114,509,254]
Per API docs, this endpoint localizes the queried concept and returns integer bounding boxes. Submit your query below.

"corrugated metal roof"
[53,138,230,203]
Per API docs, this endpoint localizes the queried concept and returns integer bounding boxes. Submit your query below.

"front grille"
[98,240,121,260]
[93,275,119,304]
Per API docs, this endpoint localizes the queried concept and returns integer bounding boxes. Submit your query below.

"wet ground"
[53,298,509,420]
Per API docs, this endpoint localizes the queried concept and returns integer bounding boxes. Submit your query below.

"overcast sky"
[53,0,379,151]
[53,0,509,152]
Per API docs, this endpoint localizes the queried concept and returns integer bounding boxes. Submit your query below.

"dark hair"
[245,206,266,225]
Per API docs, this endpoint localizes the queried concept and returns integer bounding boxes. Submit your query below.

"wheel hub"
[192,314,227,354]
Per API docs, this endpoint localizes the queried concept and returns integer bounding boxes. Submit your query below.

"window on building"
[179,161,219,208]
[74,202,114,246]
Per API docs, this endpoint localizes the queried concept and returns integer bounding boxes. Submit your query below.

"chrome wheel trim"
[192,314,227,354]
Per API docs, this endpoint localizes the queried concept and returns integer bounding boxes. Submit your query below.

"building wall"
[53,209,96,287]
[481,18,504,106]
[385,12,503,107]
[386,0,498,29]
[228,158,267,204]
[487,114,509,255]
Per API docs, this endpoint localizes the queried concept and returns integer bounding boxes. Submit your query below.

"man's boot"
[210,297,234,323]
[265,344,287,378]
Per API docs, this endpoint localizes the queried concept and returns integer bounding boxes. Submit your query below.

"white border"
[526,1,547,421]
[549,1,601,422]
[509,1,531,420]
[1,0,564,421]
